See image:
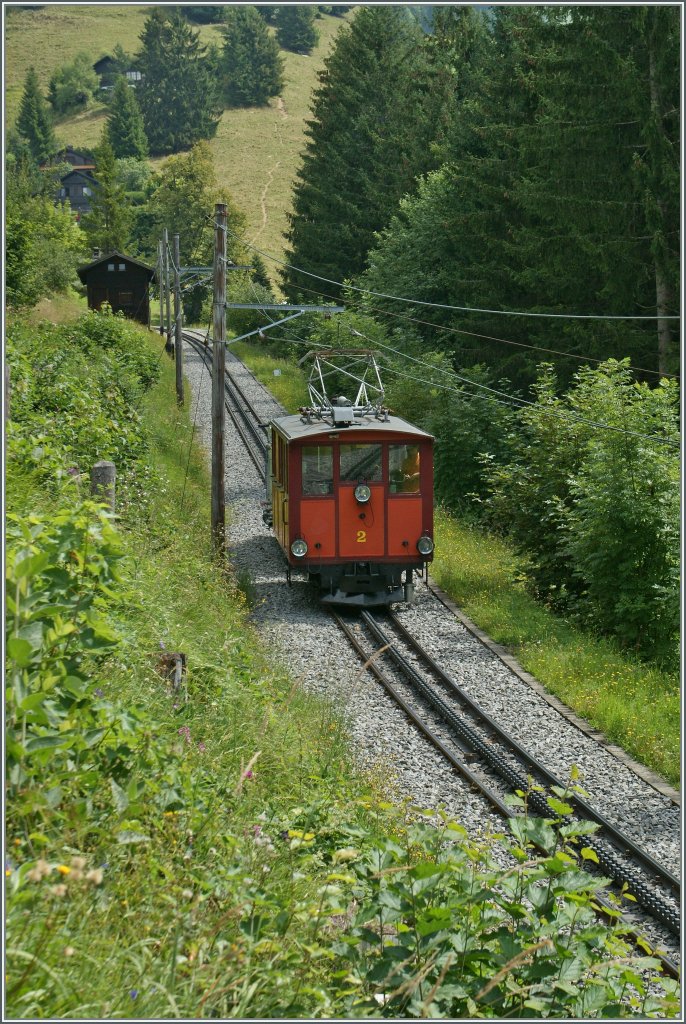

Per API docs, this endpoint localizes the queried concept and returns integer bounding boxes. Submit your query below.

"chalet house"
[57,169,99,219]
[77,251,155,325]
[52,146,96,171]
[93,55,142,90]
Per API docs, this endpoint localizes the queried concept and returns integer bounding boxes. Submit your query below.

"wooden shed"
[77,251,155,325]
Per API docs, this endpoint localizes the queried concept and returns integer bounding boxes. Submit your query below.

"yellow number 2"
[356,530,367,543]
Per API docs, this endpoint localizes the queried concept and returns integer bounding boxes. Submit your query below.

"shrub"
[47,53,99,116]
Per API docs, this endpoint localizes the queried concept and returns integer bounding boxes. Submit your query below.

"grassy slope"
[5,8,349,283]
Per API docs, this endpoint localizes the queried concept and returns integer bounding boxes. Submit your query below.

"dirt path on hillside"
[251,160,281,244]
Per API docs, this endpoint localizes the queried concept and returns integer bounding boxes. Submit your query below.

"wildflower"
[197,742,206,753]
[86,869,103,886]
[178,725,191,744]
[56,865,71,876]
[129,989,138,1000]
[94,688,104,698]
[36,859,52,878]
[63,946,75,957]
[50,884,67,897]
[181,888,193,900]
[244,770,253,780]
[70,869,83,882]
[70,856,86,870]
[26,868,43,883]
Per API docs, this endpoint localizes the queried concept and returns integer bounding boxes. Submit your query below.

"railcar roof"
[271,412,433,442]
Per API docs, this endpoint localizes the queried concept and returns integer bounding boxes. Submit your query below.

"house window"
[126,70,142,82]
[108,264,115,271]
[83,187,91,196]
[119,263,126,271]
[118,292,133,305]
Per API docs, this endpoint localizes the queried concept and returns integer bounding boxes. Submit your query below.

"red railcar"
[266,405,434,607]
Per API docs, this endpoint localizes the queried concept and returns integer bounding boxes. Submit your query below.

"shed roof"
[77,251,155,283]
[271,412,433,443]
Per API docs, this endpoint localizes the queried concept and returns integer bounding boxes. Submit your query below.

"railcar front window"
[302,446,333,496]
[389,445,421,493]
[340,444,382,482]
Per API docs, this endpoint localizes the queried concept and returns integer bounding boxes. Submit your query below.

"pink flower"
[177,726,192,744]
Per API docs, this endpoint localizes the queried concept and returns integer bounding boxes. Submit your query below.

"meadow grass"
[231,340,309,411]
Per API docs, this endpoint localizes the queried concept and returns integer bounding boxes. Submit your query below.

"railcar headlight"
[354,483,372,504]
[291,538,308,558]
[417,535,434,556]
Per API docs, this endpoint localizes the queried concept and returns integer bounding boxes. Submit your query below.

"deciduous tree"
[47,52,99,116]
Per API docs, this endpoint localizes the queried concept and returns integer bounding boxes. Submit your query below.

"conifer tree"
[16,66,56,164]
[136,8,222,156]
[81,141,132,254]
[104,76,148,159]
[275,5,319,53]
[282,6,452,300]
[220,5,283,106]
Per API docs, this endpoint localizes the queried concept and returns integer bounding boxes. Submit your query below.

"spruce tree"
[104,77,148,159]
[136,8,222,156]
[81,141,132,254]
[16,66,56,164]
[275,6,319,53]
[283,6,452,300]
[220,5,283,106]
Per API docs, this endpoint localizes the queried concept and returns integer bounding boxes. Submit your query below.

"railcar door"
[337,443,385,558]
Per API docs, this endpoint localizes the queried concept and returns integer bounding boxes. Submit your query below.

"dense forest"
[284,4,679,385]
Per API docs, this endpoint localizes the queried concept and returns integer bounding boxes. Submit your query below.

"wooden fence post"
[90,460,116,512]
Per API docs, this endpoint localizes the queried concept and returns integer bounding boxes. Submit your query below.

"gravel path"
[183,340,680,954]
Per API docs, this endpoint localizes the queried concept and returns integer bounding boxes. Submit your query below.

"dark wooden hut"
[57,169,99,218]
[77,251,155,325]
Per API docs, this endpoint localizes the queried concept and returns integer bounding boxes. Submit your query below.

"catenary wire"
[222,226,680,322]
[223,233,677,379]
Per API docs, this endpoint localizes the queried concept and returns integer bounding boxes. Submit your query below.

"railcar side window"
[340,444,382,482]
[302,446,333,496]
[389,445,420,494]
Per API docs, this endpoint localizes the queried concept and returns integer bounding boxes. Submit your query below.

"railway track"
[332,609,680,972]
[181,329,681,976]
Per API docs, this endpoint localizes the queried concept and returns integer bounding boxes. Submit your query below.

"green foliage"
[144,142,247,322]
[482,361,679,662]
[225,276,276,338]
[275,5,319,54]
[333,805,678,1019]
[361,5,680,387]
[16,65,56,163]
[6,156,87,307]
[81,140,132,254]
[282,6,454,300]
[115,156,151,196]
[136,8,223,156]
[47,52,99,116]
[220,5,284,107]
[104,77,148,159]
[6,311,160,495]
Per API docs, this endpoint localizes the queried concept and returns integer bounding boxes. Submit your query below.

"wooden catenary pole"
[163,227,172,354]
[211,204,227,556]
[158,239,164,336]
[173,233,183,406]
